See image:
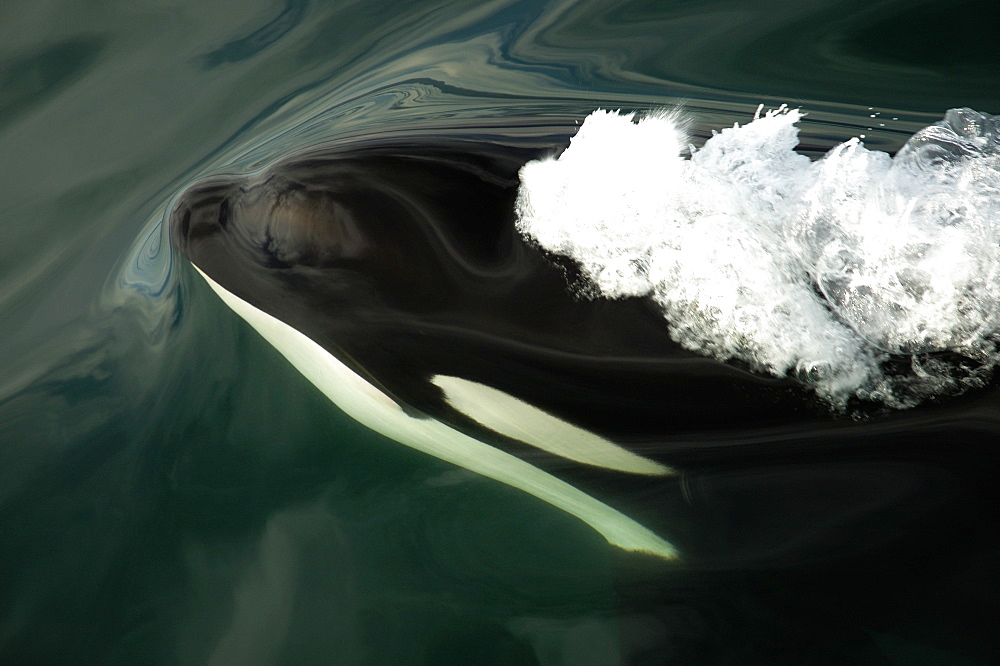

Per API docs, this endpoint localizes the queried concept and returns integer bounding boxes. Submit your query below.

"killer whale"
[164,119,1000,663]
[167,129,831,560]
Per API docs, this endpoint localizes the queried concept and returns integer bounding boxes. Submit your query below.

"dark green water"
[2,1,998,663]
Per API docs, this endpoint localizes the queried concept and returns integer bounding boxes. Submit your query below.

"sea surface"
[2,1,999,663]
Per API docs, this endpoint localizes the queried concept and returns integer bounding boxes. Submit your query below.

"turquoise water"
[2,1,999,663]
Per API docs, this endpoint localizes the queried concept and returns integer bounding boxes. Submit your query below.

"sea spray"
[516,106,1000,409]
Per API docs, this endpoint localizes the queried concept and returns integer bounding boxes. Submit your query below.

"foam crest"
[516,106,1000,409]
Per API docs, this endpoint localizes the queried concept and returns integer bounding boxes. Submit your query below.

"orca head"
[173,164,410,317]
[165,142,683,560]
[169,144,542,333]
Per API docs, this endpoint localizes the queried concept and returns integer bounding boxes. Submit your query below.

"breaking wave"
[516,106,1000,410]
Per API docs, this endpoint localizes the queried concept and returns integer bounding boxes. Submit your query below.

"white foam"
[516,106,1000,409]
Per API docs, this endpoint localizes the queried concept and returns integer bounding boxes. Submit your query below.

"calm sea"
[1,1,998,663]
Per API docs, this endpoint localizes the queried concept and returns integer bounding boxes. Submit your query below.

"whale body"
[167,130,827,560]
[167,122,1000,663]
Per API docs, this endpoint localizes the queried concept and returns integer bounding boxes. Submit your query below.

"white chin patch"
[191,265,678,560]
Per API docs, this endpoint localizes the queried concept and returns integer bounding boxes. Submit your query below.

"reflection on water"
[1,0,998,663]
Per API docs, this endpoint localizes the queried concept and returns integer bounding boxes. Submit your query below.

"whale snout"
[169,179,238,255]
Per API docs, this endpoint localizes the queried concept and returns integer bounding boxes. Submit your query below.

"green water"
[1,1,998,663]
